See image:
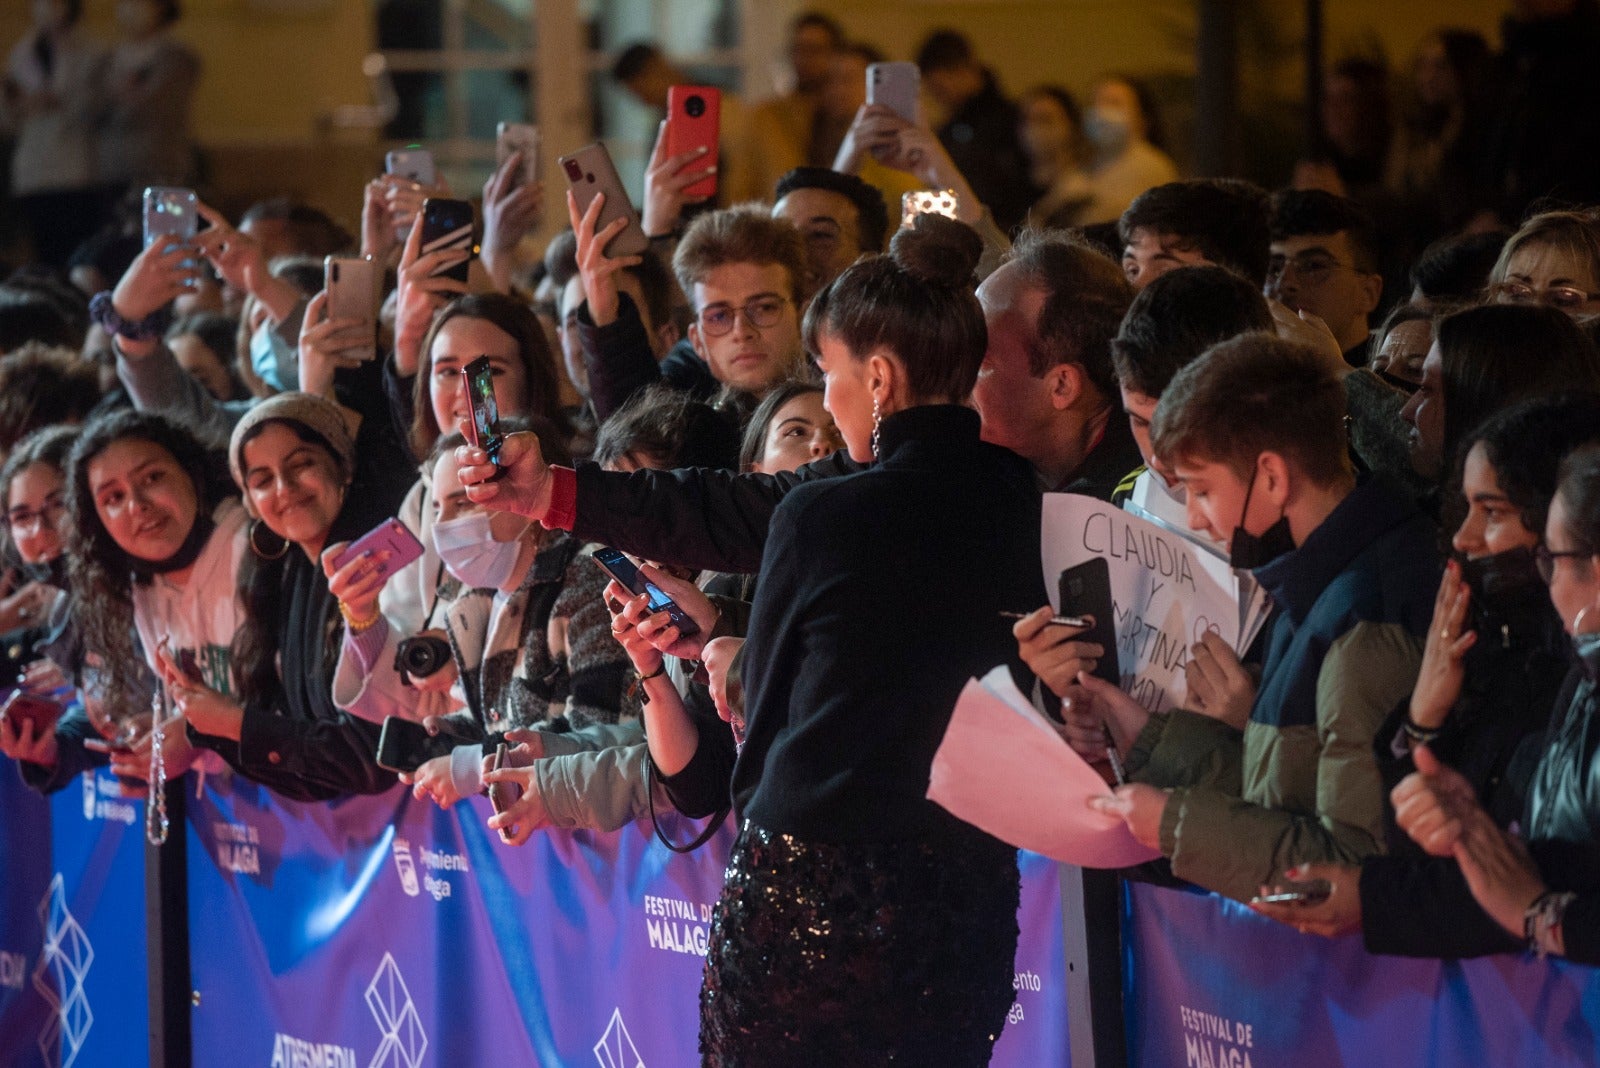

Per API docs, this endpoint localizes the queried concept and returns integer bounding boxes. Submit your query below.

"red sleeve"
[543,465,578,531]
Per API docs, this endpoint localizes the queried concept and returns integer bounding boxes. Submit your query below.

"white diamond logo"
[33,873,94,1068]
[366,952,427,1068]
[593,1008,644,1068]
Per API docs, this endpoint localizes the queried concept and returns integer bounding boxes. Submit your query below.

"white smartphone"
[496,122,541,188]
[867,62,920,124]
[323,256,378,362]
[385,148,436,187]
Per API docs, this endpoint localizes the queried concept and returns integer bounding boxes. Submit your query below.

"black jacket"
[576,293,719,423]
[727,405,1045,841]
[938,71,1031,233]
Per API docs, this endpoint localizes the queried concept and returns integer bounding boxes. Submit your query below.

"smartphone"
[462,355,504,466]
[496,122,541,189]
[665,86,721,200]
[592,547,701,638]
[867,62,920,124]
[901,189,962,230]
[385,148,436,187]
[143,186,198,250]
[1250,879,1333,906]
[177,648,201,683]
[1058,558,1121,689]
[486,742,520,843]
[558,143,650,258]
[419,198,477,284]
[330,517,425,576]
[1,689,62,732]
[324,256,378,362]
[376,715,454,774]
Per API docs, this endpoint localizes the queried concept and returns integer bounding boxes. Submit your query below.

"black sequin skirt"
[699,821,1021,1067]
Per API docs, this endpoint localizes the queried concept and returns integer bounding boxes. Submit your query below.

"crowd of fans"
[4,3,1600,1063]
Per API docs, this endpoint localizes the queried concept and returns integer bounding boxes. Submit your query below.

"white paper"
[927,666,1162,869]
[1041,493,1269,714]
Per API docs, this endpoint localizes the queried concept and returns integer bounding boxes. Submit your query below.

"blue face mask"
[249,321,296,393]
[1574,605,1600,681]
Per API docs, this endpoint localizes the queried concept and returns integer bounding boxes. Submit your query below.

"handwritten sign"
[1042,494,1261,714]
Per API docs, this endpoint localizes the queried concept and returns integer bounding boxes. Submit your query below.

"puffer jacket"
[1131,475,1439,902]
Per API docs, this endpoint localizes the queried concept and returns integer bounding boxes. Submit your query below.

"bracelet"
[90,290,172,342]
[1525,890,1575,958]
[636,662,667,683]
[338,601,382,633]
[1401,712,1442,746]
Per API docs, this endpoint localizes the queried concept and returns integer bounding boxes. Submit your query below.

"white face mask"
[432,512,522,589]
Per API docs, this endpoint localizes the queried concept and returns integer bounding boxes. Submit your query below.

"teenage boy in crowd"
[1266,189,1385,367]
[1117,179,1273,292]
[1081,334,1438,904]
[569,201,810,425]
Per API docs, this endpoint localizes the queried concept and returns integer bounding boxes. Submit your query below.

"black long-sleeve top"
[718,405,1046,842]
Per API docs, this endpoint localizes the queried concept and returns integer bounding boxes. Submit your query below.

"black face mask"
[23,555,70,591]
[1457,546,1552,648]
[134,510,216,578]
[1229,462,1295,571]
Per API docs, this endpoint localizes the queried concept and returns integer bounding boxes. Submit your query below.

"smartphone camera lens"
[685,94,706,118]
[563,159,582,181]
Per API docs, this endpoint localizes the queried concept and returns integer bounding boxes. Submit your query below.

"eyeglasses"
[698,296,790,337]
[1535,544,1594,584]
[7,497,64,534]
[1489,281,1600,311]
[1266,253,1362,287]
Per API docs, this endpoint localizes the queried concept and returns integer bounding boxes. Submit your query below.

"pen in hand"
[999,610,1091,628]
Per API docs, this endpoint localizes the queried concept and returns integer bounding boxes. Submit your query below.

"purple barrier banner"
[184,769,1071,1067]
[0,764,150,1068]
[1124,880,1600,1068]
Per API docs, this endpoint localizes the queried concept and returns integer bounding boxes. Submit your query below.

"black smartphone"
[592,547,701,638]
[376,716,455,774]
[419,197,477,283]
[462,355,504,466]
[1058,558,1121,688]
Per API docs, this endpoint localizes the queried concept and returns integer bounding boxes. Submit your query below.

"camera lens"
[685,95,706,118]
[563,159,582,181]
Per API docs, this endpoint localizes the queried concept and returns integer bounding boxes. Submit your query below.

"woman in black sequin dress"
[631,216,1049,1065]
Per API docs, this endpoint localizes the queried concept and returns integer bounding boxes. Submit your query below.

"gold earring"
[248,519,288,560]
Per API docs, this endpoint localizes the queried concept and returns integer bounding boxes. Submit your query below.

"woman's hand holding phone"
[393,219,471,376]
[604,580,666,679]
[321,539,395,629]
[0,710,58,767]
[400,754,463,809]
[480,153,544,292]
[482,761,547,846]
[296,291,373,399]
[641,119,715,240]
[1248,863,1362,937]
[568,189,645,328]
[155,644,243,742]
[108,240,202,357]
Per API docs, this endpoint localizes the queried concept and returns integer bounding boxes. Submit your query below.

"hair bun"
[889,213,982,288]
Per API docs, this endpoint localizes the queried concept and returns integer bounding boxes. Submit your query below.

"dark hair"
[1112,265,1273,398]
[0,425,77,566]
[776,167,890,255]
[168,312,246,400]
[267,255,327,299]
[65,410,232,723]
[1151,333,1351,485]
[1269,188,1379,273]
[1021,84,1084,158]
[1118,179,1273,286]
[1004,228,1133,396]
[1409,229,1509,303]
[1323,58,1392,162]
[592,384,740,471]
[410,292,569,460]
[0,343,104,451]
[674,206,809,307]
[916,29,974,73]
[1463,393,1600,542]
[793,12,845,46]
[1557,444,1600,553]
[239,198,354,259]
[1436,303,1600,473]
[629,247,677,335]
[739,380,825,471]
[803,214,986,402]
[612,42,663,84]
[840,41,886,67]
[67,229,142,288]
[1097,73,1166,152]
[543,229,579,291]
[0,290,81,353]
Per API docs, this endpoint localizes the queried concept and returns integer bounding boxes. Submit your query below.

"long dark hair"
[408,292,569,461]
[1464,393,1600,541]
[0,425,76,569]
[1437,304,1600,472]
[65,410,234,722]
[229,418,343,708]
